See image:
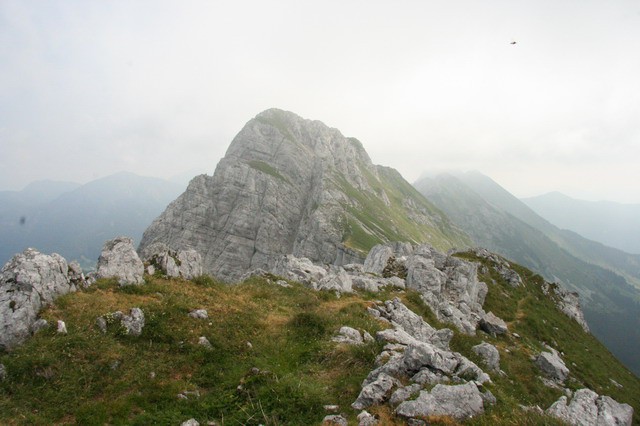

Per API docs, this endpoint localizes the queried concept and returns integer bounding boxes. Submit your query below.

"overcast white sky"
[1,0,639,203]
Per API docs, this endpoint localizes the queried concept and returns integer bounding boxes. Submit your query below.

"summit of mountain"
[139,108,470,281]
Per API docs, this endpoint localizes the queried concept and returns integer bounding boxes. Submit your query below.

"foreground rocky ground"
[0,238,638,424]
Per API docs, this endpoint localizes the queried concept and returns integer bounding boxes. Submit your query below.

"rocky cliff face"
[139,109,469,281]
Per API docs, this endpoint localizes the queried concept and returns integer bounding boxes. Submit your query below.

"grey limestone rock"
[1,248,78,350]
[368,243,489,335]
[356,410,378,426]
[395,382,485,421]
[96,237,144,285]
[140,242,203,280]
[180,419,200,426]
[56,320,67,334]
[352,372,399,410]
[543,282,590,333]
[389,384,421,406]
[121,308,145,336]
[472,248,522,286]
[139,109,467,282]
[479,311,508,335]
[370,298,452,349]
[198,336,213,350]
[547,388,633,426]
[332,326,365,345]
[30,318,49,334]
[472,342,500,372]
[322,414,348,425]
[536,349,569,382]
[188,309,209,319]
[271,255,327,286]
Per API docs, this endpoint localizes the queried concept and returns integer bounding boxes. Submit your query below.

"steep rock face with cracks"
[139,109,469,281]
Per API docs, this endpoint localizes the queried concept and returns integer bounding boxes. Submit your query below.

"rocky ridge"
[139,109,469,281]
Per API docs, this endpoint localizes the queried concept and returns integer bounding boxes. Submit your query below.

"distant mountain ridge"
[414,171,640,376]
[140,108,470,281]
[0,172,185,269]
[523,191,640,255]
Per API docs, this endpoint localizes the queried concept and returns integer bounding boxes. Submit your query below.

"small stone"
[246,341,253,349]
[96,316,107,333]
[198,336,213,350]
[322,414,347,425]
[0,363,7,381]
[177,393,188,400]
[31,319,49,334]
[149,371,156,379]
[56,320,67,334]
[188,309,209,319]
[323,405,339,413]
[121,308,145,336]
[357,410,378,426]
[110,360,121,370]
[180,419,199,426]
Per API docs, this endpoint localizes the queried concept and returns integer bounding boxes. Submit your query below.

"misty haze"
[1,1,639,425]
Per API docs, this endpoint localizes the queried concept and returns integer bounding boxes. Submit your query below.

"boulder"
[140,242,203,280]
[1,248,78,350]
[121,308,145,336]
[472,342,500,372]
[56,320,67,334]
[395,382,484,421]
[315,268,353,293]
[479,311,508,335]
[547,388,633,426]
[96,237,144,285]
[536,350,569,382]
[332,326,365,345]
[271,255,327,286]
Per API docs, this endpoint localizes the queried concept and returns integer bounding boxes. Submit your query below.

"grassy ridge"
[1,255,639,425]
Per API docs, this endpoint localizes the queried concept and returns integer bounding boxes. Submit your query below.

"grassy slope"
[333,167,470,256]
[1,260,638,425]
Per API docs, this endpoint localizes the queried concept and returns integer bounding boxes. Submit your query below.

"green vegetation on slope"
[247,160,291,184]
[1,256,638,425]
[334,167,470,256]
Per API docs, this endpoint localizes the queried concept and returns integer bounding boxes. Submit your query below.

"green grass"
[1,255,639,425]
[247,160,290,184]
[333,169,470,256]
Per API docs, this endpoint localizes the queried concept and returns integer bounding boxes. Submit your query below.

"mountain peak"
[140,110,469,281]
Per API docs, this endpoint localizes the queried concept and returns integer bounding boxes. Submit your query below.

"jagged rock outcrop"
[368,243,489,334]
[1,248,82,350]
[542,282,590,333]
[140,242,203,280]
[96,237,144,285]
[270,242,497,336]
[139,109,468,281]
[349,298,491,421]
[547,388,633,426]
